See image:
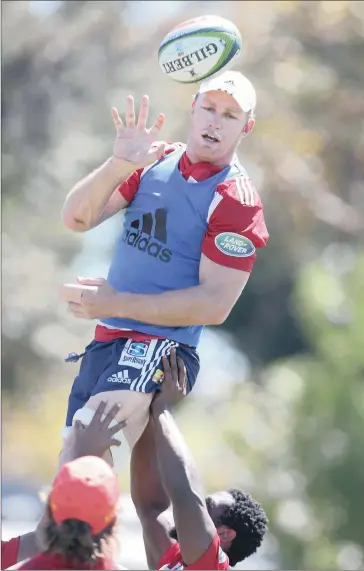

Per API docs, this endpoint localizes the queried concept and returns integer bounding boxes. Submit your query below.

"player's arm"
[61,157,136,232]
[130,420,175,569]
[1,530,50,569]
[71,252,252,324]
[115,180,269,326]
[114,253,249,326]
[61,140,181,233]
[2,537,21,568]
[61,96,166,232]
[150,350,216,566]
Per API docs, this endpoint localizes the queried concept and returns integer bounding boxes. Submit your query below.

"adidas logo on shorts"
[107,371,131,384]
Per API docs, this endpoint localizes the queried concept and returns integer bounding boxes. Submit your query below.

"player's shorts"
[65,337,200,427]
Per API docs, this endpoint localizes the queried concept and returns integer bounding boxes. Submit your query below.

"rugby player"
[60,70,269,471]
[133,349,268,569]
[13,456,123,570]
[1,402,125,569]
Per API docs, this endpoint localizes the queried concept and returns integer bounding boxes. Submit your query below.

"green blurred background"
[2,1,364,569]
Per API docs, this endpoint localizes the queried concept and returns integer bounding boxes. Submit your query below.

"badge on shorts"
[152,369,164,384]
[127,341,150,358]
[118,339,154,370]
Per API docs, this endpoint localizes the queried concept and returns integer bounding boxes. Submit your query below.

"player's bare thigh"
[86,390,153,448]
[60,390,153,469]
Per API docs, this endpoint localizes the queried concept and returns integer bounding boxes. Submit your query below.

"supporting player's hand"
[59,277,118,320]
[70,401,127,461]
[111,95,166,169]
[152,348,187,412]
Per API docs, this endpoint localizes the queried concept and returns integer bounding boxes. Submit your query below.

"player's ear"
[242,117,255,136]
[216,525,237,545]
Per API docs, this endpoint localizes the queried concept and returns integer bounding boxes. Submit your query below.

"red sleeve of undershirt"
[117,142,184,203]
[1,537,20,568]
[11,554,59,570]
[158,536,230,570]
[117,168,144,203]
[201,176,269,273]
[158,541,180,569]
[185,535,230,570]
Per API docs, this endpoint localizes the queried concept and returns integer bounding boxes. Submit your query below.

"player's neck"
[185,147,235,167]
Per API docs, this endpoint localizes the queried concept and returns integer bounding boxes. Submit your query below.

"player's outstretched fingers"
[169,347,178,384]
[177,357,187,395]
[149,113,165,136]
[125,95,135,128]
[162,355,171,378]
[137,94,150,130]
[102,403,122,428]
[91,400,108,425]
[111,107,123,132]
[109,419,127,439]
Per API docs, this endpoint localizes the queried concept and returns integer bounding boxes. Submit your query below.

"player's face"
[205,490,235,523]
[187,90,247,165]
[169,491,235,542]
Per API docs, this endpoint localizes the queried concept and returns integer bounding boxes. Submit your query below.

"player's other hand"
[152,348,187,412]
[111,95,166,169]
[59,277,117,320]
[71,401,127,460]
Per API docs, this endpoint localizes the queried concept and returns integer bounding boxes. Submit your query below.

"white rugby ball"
[158,15,242,84]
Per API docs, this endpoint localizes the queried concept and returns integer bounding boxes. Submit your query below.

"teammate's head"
[38,456,120,565]
[187,70,256,166]
[205,488,268,566]
[169,487,267,566]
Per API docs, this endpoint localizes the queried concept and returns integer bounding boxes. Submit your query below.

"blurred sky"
[28,0,234,27]
[28,0,185,24]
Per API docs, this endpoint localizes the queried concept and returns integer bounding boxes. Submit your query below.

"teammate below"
[1,402,126,570]
[59,70,269,472]
[12,456,123,570]
[2,355,267,571]
[132,349,268,569]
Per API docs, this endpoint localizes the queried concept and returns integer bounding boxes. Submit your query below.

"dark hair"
[219,488,268,567]
[37,504,116,566]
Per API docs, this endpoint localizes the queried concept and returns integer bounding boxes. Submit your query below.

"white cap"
[198,70,256,112]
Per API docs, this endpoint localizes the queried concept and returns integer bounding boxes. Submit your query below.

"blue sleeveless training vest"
[101,147,244,346]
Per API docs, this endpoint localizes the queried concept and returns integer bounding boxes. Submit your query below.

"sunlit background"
[2,1,364,569]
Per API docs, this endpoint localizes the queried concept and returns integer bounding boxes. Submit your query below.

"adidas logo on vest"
[122,208,172,263]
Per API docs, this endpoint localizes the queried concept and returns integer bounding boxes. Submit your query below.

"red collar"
[179,151,224,182]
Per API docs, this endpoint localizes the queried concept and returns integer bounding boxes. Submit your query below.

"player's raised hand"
[70,401,127,461]
[152,348,187,412]
[111,95,166,169]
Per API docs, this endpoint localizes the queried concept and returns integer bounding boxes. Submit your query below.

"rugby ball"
[158,15,242,84]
